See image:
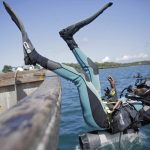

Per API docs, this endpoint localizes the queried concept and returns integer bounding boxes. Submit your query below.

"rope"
[14,70,18,102]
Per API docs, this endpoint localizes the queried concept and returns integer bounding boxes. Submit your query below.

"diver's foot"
[59,24,79,40]
[59,26,78,50]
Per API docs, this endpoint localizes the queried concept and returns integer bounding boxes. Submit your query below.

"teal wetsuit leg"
[72,47,101,92]
[57,3,113,123]
[58,3,113,92]
[46,61,109,129]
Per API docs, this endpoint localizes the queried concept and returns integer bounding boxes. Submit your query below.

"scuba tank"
[79,129,139,150]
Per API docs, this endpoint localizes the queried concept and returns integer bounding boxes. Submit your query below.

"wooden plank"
[0,71,61,150]
[0,69,46,87]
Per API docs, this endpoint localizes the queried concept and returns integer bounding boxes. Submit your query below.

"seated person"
[132,78,150,99]
[125,78,150,127]
[105,76,150,133]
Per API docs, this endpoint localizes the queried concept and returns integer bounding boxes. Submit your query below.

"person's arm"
[112,101,122,111]
[107,76,117,97]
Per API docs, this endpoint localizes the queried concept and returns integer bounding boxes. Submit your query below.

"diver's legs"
[4,1,109,129]
[25,49,109,129]
[60,25,100,91]
[59,2,113,92]
[73,47,101,92]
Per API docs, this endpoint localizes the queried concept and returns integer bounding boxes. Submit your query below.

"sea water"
[58,65,150,150]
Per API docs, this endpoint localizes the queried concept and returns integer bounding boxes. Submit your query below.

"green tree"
[2,65,13,73]
[34,65,41,69]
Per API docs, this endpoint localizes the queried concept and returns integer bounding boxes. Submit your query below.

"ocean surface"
[58,65,150,150]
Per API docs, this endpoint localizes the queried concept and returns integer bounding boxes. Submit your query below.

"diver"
[3,1,150,134]
[104,75,150,133]
[124,78,150,127]
[102,76,118,111]
[133,72,143,78]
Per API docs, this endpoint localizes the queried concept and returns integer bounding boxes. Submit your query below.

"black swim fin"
[3,1,36,65]
[59,2,113,50]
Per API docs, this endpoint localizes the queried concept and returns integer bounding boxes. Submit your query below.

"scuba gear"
[133,73,143,78]
[79,129,139,150]
[120,85,134,98]
[119,78,150,126]
[135,78,150,89]
[104,86,117,100]
[110,89,116,96]
[120,78,150,106]
[59,2,113,50]
[111,103,140,134]
[103,86,118,110]
[125,94,150,106]
[139,106,150,125]
[104,87,116,98]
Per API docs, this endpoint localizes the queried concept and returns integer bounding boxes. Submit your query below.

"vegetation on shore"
[2,65,13,73]
[1,60,150,72]
[63,60,150,69]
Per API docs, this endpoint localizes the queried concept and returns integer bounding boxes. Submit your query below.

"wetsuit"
[4,2,113,129]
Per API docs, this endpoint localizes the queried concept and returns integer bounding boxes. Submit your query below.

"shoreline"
[63,61,150,70]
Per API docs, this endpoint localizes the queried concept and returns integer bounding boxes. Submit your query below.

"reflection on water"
[58,65,150,150]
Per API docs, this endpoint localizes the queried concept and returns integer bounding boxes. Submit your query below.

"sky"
[0,0,150,70]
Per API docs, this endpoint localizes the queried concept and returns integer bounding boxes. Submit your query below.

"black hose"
[120,88,128,98]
